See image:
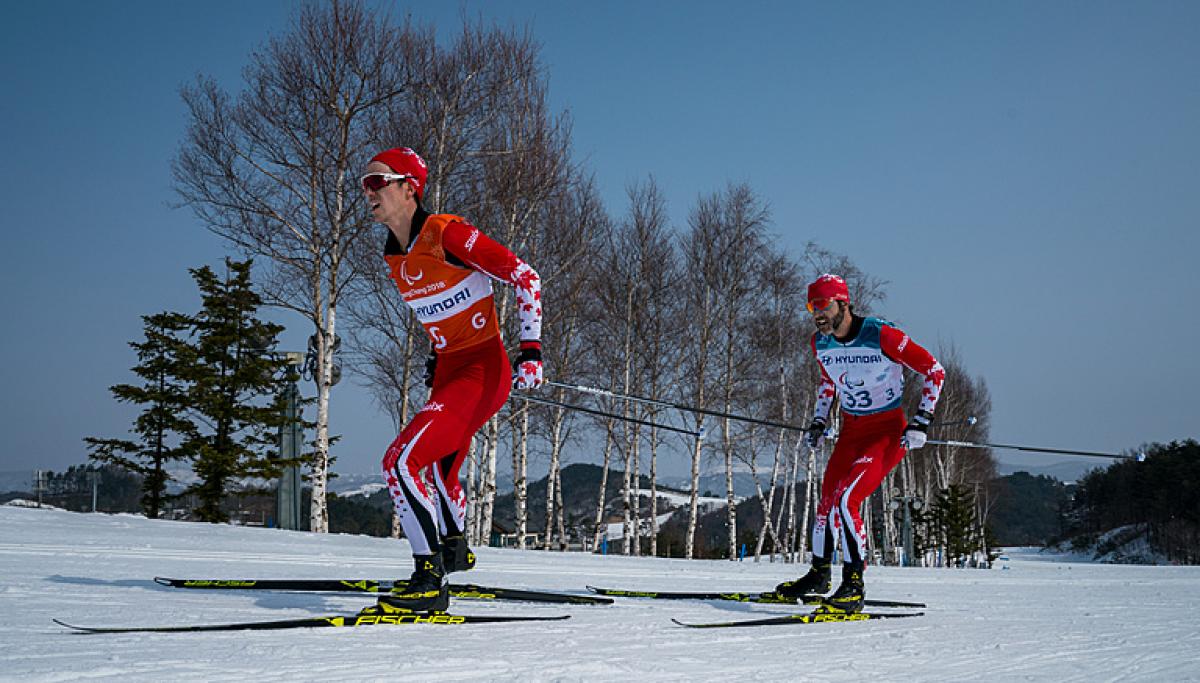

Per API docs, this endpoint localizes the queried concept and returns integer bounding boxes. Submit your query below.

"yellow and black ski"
[54,612,570,634]
[155,577,612,605]
[586,586,924,609]
[671,611,924,628]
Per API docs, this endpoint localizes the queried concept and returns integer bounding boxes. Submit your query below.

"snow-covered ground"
[1,505,1197,682]
[638,487,738,508]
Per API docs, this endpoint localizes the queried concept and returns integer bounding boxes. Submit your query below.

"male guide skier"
[773,274,944,613]
[361,147,544,614]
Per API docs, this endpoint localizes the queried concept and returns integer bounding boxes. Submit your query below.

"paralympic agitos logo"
[838,371,865,388]
[400,262,423,286]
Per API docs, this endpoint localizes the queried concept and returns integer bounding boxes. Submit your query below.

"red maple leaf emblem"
[515,270,540,291]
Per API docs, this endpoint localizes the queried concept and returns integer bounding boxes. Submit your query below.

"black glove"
[902,410,933,450]
[804,418,828,449]
[423,351,437,388]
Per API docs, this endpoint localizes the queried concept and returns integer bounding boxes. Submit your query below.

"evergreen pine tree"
[85,312,196,518]
[180,258,290,523]
[933,484,979,567]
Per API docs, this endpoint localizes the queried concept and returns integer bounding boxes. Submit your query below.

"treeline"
[7,461,401,537]
[5,465,143,513]
[987,471,1073,546]
[1062,441,1199,564]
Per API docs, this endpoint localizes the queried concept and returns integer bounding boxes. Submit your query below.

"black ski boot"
[375,553,449,614]
[771,558,832,600]
[819,563,865,614]
[441,535,476,574]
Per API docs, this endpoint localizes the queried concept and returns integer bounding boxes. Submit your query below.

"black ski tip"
[671,610,926,628]
[584,586,624,601]
[53,619,93,632]
[450,584,612,605]
[670,617,746,629]
[509,614,572,622]
[584,585,630,594]
[670,618,732,629]
[564,594,614,605]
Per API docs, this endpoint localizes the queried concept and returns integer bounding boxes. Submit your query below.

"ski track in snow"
[1,506,1198,682]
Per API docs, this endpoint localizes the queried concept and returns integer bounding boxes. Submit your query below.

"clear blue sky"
[3,1,1197,479]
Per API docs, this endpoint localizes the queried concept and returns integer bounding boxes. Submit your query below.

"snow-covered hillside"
[1,505,1196,682]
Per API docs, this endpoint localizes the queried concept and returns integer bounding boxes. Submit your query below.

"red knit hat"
[807,273,850,304]
[369,147,428,200]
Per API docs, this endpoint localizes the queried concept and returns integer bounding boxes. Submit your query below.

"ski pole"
[926,438,1144,461]
[929,416,977,428]
[512,393,702,437]
[545,380,808,433]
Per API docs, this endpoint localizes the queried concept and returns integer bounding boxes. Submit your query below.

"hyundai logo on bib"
[415,288,472,318]
[822,353,884,365]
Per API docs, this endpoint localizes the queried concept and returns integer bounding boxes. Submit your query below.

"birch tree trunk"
[880,471,897,564]
[797,444,817,562]
[464,438,477,541]
[478,416,501,547]
[619,285,636,556]
[630,425,641,556]
[722,415,737,560]
[309,309,335,532]
[754,428,787,561]
[514,406,529,549]
[554,464,567,550]
[542,404,566,550]
[622,426,633,556]
[591,419,616,551]
[863,495,873,565]
[776,450,794,559]
[649,422,660,557]
[685,419,705,560]
[774,436,797,560]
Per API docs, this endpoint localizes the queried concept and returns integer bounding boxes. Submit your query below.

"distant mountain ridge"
[995,460,1109,484]
[0,471,35,494]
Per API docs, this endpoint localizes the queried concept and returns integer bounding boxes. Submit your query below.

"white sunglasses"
[360,172,414,192]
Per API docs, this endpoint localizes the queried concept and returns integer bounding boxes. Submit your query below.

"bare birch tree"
[174,1,403,531]
[625,179,679,557]
[528,177,607,550]
[591,225,641,555]
[691,184,771,559]
[745,249,807,560]
[461,28,571,544]
[676,189,735,558]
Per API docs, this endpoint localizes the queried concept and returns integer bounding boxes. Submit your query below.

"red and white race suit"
[381,209,541,555]
[809,316,944,567]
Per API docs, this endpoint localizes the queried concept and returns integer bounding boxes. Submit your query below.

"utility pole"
[34,470,45,508]
[276,351,305,531]
[88,471,100,512]
[890,493,924,567]
[247,330,332,533]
